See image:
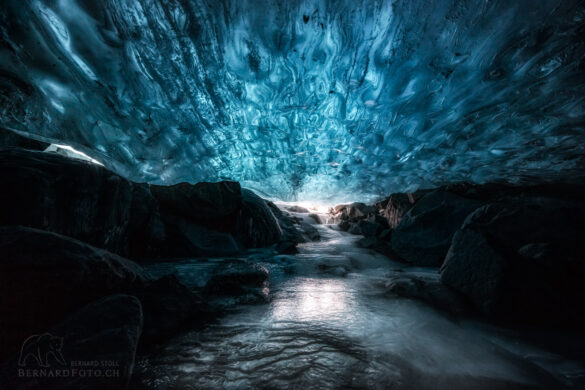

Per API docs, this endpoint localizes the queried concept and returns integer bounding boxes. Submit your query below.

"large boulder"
[135,274,211,343]
[0,226,148,360]
[204,260,270,305]
[150,181,242,231]
[1,294,143,390]
[285,205,310,213]
[236,189,282,247]
[0,148,164,259]
[391,190,483,267]
[357,219,382,237]
[384,273,471,316]
[357,236,396,258]
[267,202,304,242]
[440,198,585,328]
[299,222,320,242]
[267,201,320,244]
[333,202,375,221]
[382,190,430,228]
[0,226,206,362]
[0,149,299,260]
[155,214,243,258]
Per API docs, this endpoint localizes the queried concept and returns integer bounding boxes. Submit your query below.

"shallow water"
[134,219,585,390]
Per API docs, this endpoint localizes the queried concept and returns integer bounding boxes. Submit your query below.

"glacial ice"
[1,0,584,203]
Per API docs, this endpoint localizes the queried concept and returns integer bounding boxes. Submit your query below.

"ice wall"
[1,0,584,203]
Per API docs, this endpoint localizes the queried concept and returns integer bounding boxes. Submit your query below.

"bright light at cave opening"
[276,200,332,214]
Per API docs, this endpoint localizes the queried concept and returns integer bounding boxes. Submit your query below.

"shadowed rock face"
[330,181,585,329]
[440,197,585,328]
[0,226,147,360]
[0,148,299,260]
[236,189,283,247]
[0,148,164,259]
[1,294,143,390]
[382,190,430,229]
[0,226,208,364]
[0,147,305,372]
[384,273,472,317]
[150,181,243,230]
[391,190,483,267]
[204,260,270,305]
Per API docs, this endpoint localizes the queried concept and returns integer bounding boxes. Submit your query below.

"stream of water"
[132,217,585,390]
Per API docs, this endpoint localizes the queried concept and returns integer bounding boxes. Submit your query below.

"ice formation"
[1,0,584,203]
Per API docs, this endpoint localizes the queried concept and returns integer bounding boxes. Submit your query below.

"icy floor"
[134,218,585,390]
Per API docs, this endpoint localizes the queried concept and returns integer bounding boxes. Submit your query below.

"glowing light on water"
[272,278,354,323]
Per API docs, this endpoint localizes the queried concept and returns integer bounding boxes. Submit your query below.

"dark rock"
[385,273,471,316]
[0,148,164,259]
[317,264,350,277]
[157,214,242,257]
[275,240,299,254]
[0,127,49,151]
[391,190,483,267]
[0,226,207,362]
[336,202,375,220]
[150,181,242,231]
[0,226,148,361]
[0,149,297,260]
[267,202,304,242]
[348,223,362,235]
[347,202,375,219]
[357,236,378,249]
[378,228,392,241]
[308,213,323,224]
[357,219,381,237]
[357,237,398,258]
[1,294,143,390]
[134,274,211,343]
[299,222,320,241]
[338,220,350,231]
[285,205,310,213]
[266,202,319,244]
[0,147,303,262]
[382,190,430,228]
[236,189,282,247]
[204,261,270,304]
[440,198,585,328]
[373,196,390,211]
[371,214,390,229]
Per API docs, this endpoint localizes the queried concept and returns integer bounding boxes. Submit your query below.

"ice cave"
[1,0,585,389]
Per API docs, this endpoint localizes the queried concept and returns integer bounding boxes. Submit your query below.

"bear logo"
[18,333,66,367]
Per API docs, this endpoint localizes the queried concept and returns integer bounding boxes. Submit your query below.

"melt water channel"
[132,211,585,390]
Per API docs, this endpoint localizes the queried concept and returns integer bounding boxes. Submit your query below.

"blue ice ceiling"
[1,0,584,203]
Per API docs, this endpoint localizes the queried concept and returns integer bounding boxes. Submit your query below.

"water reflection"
[271,278,353,323]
